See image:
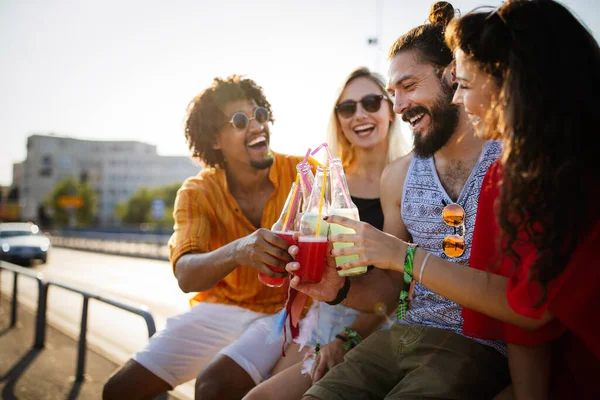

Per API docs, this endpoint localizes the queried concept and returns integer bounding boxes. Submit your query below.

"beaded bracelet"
[336,327,362,350]
[397,242,418,320]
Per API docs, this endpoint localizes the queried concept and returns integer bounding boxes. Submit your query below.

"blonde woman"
[244,67,411,400]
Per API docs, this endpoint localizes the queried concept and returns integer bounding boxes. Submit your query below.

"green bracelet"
[397,243,417,320]
[341,327,363,350]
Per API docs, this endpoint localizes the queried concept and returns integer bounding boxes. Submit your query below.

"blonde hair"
[326,67,410,168]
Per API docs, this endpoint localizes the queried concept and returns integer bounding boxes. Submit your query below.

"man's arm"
[170,182,238,293]
[380,153,413,242]
[339,154,413,312]
[174,241,240,293]
[170,181,291,293]
[175,228,292,293]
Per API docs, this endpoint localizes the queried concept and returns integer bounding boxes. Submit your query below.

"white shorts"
[133,302,290,388]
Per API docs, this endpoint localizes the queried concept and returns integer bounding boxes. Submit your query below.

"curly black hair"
[184,75,274,168]
[447,0,600,304]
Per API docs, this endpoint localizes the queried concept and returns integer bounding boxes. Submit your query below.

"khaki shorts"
[306,324,509,400]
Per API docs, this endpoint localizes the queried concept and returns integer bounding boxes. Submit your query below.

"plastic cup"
[295,236,329,283]
[258,231,297,287]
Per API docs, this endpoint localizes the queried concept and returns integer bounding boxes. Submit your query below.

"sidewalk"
[0,296,178,399]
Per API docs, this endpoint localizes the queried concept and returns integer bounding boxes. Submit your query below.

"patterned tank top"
[399,140,506,355]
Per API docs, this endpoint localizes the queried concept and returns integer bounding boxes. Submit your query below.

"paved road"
[0,248,195,399]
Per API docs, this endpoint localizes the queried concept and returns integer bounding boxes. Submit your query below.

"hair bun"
[429,1,455,28]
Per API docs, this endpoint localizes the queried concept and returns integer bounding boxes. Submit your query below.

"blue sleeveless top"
[399,140,506,355]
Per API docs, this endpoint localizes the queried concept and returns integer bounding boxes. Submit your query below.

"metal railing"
[0,261,159,386]
[1,261,47,348]
[44,280,158,381]
[50,234,169,260]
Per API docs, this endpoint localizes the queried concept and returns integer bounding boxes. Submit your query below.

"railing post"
[34,282,48,348]
[11,272,18,327]
[140,311,157,338]
[2,264,160,388]
[76,296,89,382]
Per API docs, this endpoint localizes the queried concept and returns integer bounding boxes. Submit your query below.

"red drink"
[258,231,297,287]
[295,236,328,283]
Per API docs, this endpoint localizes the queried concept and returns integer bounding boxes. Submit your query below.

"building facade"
[16,134,200,225]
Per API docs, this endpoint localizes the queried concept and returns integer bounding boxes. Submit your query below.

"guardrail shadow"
[0,347,42,400]
[66,379,83,400]
[0,261,163,400]
[0,326,13,337]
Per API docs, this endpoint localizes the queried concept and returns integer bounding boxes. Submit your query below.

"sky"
[2,0,599,186]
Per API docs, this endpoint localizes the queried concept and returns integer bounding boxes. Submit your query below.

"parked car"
[0,222,50,266]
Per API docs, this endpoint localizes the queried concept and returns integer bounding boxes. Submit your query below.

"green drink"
[299,211,329,238]
[329,208,367,276]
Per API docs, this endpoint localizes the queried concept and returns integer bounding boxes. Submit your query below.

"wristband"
[342,327,362,350]
[335,334,349,343]
[326,276,351,306]
[397,242,418,320]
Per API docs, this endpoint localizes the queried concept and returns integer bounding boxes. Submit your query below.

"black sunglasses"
[335,94,385,119]
[229,107,269,130]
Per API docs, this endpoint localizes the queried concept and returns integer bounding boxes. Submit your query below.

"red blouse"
[463,161,600,398]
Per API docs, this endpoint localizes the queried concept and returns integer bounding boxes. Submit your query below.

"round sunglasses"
[335,94,385,119]
[229,107,269,130]
[441,201,466,258]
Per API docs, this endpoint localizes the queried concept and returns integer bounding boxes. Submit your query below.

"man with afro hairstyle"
[104,75,313,400]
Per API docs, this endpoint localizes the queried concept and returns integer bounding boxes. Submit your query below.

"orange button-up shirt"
[169,152,310,314]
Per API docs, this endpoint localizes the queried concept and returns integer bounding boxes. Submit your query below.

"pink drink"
[258,231,297,287]
[295,236,328,283]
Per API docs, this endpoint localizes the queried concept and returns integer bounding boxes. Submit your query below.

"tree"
[116,183,180,228]
[46,177,97,227]
[116,188,153,224]
[75,181,97,226]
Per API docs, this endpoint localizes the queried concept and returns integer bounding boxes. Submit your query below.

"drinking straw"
[315,166,328,238]
[311,143,352,208]
[283,176,300,231]
[299,148,313,193]
[311,142,333,159]
[302,148,311,163]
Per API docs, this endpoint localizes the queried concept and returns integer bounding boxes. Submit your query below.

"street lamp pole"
[367,0,383,74]
[376,0,382,72]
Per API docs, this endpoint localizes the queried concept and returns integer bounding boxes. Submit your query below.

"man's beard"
[249,150,275,170]
[408,82,460,158]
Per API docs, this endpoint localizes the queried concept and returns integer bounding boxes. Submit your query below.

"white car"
[0,222,50,266]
